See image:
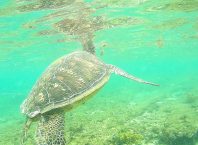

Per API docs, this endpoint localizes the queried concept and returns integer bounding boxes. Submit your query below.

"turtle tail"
[36,110,66,145]
[108,64,159,86]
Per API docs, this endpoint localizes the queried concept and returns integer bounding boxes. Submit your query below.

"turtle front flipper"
[21,118,32,145]
[108,64,159,86]
[36,110,66,145]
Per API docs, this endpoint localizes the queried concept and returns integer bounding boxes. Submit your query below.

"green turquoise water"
[0,0,198,145]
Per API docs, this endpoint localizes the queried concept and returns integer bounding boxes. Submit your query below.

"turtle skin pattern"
[36,111,66,145]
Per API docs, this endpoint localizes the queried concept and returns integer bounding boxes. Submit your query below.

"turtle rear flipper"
[36,110,66,145]
[108,64,159,86]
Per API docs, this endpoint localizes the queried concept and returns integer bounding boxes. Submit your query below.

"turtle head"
[107,64,159,86]
[21,98,40,118]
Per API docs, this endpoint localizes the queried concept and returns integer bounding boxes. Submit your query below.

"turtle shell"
[21,51,110,118]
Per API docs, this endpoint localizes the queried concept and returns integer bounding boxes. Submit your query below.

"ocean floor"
[0,78,198,145]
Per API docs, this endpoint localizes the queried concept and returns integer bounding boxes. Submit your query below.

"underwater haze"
[0,0,198,145]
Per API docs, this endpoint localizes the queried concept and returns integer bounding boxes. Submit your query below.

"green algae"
[107,130,143,145]
[160,115,198,145]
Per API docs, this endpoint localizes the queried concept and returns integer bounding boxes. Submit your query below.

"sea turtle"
[20,50,158,145]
